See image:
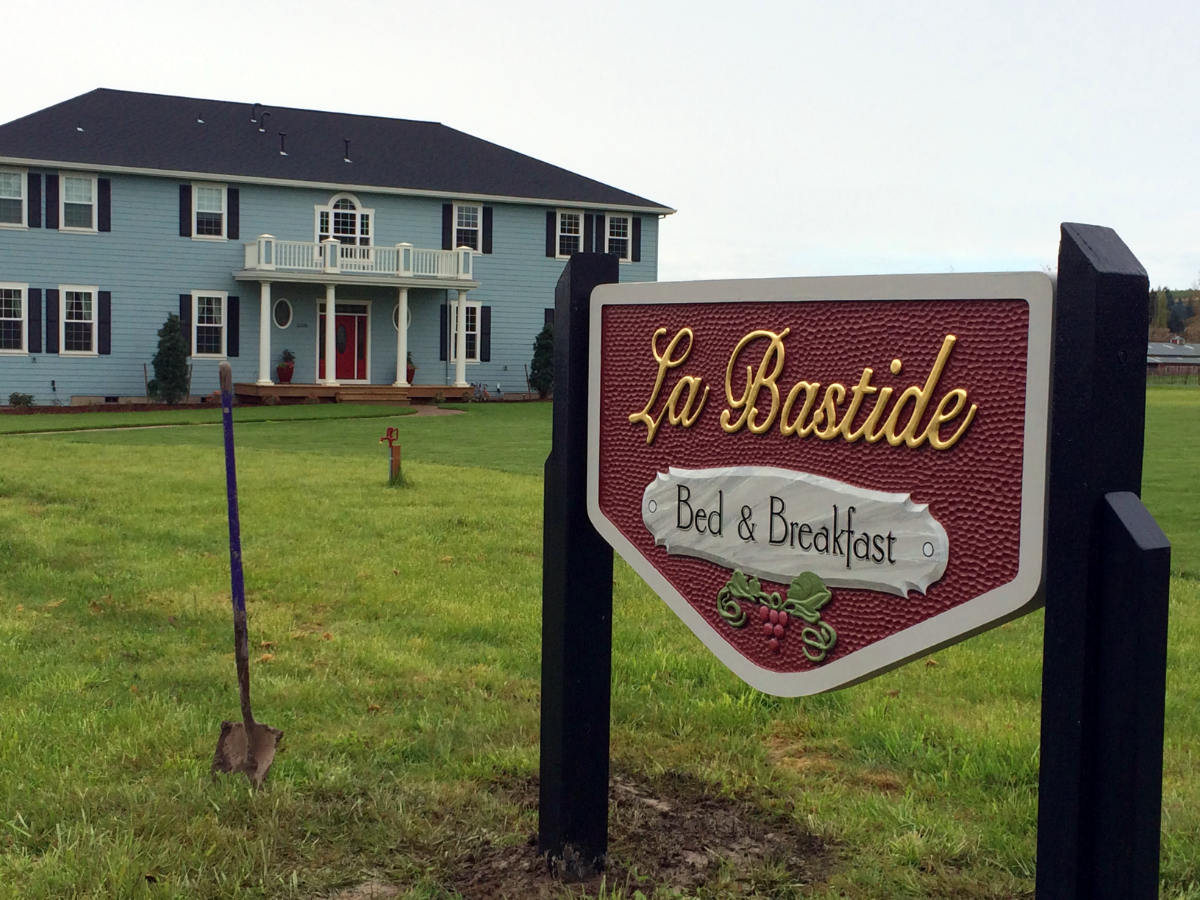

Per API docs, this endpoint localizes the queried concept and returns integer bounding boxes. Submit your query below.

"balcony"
[239,235,476,286]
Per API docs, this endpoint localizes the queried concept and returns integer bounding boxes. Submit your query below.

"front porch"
[234,234,483,393]
[233,382,473,405]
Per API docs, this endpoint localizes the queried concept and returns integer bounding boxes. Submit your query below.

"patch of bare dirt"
[444,770,835,899]
[328,881,402,899]
[766,735,905,796]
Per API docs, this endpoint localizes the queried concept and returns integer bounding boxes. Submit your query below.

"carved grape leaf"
[785,572,831,624]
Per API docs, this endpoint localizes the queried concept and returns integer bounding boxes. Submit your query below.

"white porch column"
[323,283,339,385]
[453,289,469,388]
[393,287,409,387]
[257,281,273,385]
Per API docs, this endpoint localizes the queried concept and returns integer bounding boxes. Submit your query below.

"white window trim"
[191,290,228,359]
[448,300,482,364]
[391,303,413,331]
[313,193,375,246]
[272,297,293,329]
[555,209,583,259]
[58,284,99,356]
[454,202,482,253]
[191,182,227,241]
[0,282,28,355]
[59,173,98,233]
[0,167,27,229]
[604,214,632,263]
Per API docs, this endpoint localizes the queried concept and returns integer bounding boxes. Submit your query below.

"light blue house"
[0,89,672,404]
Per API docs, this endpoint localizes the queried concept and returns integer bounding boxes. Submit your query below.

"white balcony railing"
[243,235,474,281]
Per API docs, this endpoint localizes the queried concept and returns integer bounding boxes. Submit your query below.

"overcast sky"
[4,0,1196,287]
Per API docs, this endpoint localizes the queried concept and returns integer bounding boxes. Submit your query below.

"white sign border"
[586,272,1054,696]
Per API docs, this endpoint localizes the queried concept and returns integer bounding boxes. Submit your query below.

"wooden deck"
[233,382,473,405]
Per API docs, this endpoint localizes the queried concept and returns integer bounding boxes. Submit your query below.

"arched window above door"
[314,193,373,247]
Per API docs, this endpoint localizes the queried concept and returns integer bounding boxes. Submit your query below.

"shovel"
[211,362,282,788]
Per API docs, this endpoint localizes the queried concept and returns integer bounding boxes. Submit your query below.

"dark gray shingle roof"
[0,88,672,213]
[1147,341,1200,365]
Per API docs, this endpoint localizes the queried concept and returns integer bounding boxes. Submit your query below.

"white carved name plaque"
[641,466,949,597]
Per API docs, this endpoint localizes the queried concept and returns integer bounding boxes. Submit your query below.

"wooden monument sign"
[587,274,1052,695]
[538,225,1169,899]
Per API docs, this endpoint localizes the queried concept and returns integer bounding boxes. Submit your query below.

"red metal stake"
[379,427,401,481]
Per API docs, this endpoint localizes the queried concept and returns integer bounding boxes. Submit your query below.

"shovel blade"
[212,720,283,788]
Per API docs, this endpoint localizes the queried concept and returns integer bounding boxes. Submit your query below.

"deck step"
[334,390,410,404]
[232,382,471,405]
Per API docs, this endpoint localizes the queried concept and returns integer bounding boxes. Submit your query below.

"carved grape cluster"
[757,604,788,652]
[717,570,838,662]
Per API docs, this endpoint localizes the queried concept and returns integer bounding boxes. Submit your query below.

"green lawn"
[0,390,1195,898]
[0,402,414,435]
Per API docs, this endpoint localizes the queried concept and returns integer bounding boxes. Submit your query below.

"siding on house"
[0,90,668,404]
[0,169,660,401]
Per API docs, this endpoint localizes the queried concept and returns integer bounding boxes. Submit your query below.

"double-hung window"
[61,174,97,231]
[60,286,98,354]
[556,210,582,257]
[605,215,631,262]
[0,169,25,227]
[0,283,27,353]
[454,203,481,251]
[181,183,236,238]
[449,301,481,363]
[192,291,227,357]
[442,202,492,253]
[193,183,226,238]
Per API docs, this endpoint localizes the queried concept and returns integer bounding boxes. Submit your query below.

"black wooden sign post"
[538,227,1172,894]
[538,253,619,876]
[1037,224,1170,899]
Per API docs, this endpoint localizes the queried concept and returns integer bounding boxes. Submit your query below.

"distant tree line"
[1148,284,1198,341]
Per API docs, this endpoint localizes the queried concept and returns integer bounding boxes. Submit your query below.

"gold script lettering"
[879,335,976,448]
[628,327,710,444]
[721,329,790,434]
[716,331,977,450]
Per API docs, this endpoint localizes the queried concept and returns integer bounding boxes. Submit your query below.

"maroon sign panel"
[587,274,1053,695]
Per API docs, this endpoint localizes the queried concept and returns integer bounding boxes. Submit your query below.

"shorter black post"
[1082,491,1170,898]
[538,254,618,876]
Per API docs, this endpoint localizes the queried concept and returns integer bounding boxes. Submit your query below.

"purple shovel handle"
[219,363,255,727]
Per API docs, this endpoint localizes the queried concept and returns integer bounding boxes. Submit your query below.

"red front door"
[318,313,368,380]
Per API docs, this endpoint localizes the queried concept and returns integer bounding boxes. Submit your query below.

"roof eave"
[0,154,677,216]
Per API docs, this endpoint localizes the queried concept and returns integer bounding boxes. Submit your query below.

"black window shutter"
[584,214,595,254]
[441,203,453,250]
[439,303,448,360]
[179,294,192,353]
[632,216,642,262]
[227,296,239,357]
[27,289,41,353]
[27,174,41,228]
[45,174,58,230]
[227,188,239,240]
[45,289,59,353]
[98,178,111,232]
[179,185,192,236]
[480,305,491,362]
[544,307,554,326]
[482,206,493,254]
[98,291,111,354]
[545,211,556,257]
